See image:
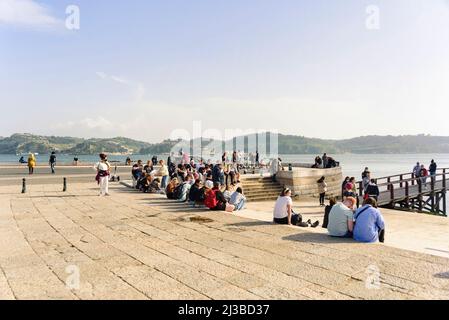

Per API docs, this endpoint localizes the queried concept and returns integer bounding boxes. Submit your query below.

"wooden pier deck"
[357,168,448,216]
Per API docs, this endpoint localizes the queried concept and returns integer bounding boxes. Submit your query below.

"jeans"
[178,184,191,202]
[274,212,303,225]
[99,176,109,195]
[161,176,168,189]
[319,192,325,205]
[330,231,353,238]
[50,162,55,174]
[234,199,245,211]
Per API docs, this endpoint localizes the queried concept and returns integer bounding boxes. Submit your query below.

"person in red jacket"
[420,165,429,188]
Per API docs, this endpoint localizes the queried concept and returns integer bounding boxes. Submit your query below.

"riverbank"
[1,181,448,300]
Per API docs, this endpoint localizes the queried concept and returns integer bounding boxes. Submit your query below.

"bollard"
[288,164,292,171]
[22,178,26,193]
[63,177,67,192]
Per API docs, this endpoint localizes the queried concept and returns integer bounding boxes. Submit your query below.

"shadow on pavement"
[282,232,355,244]
[226,221,273,227]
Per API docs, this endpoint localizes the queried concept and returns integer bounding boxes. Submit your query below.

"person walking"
[270,158,281,182]
[413,162,421,178]
[362,171,371,194]
[429,160,437,177]
[94,153,111,196]
[420,165,429,189]
[27,153,36,175]
[317,176,327,206]
[49,151,56,174]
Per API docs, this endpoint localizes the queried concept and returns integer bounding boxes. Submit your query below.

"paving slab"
[0,182,448,300]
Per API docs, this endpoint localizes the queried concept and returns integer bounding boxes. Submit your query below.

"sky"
[1,0,449,143]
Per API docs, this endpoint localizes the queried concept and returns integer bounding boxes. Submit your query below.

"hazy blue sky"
[1,0,449,142]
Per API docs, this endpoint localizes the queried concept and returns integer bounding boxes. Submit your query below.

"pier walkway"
[358,168,448,216]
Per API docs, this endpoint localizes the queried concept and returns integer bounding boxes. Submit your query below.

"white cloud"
[80,117,113,130]
[54,117,114,133]
[0,0,62,28]
[110,75,129,85]
[95,71,146,102]
[95,71,107,79]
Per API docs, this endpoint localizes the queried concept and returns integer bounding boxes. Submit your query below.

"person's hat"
[205,180,213,189]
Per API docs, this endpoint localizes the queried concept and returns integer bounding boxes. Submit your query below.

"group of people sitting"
[131,157,246,212]
[166,178,246,211]
[312,153,339,169]
[323,196,385,243]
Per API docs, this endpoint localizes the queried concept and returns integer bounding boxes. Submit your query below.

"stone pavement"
[0,182,449,300]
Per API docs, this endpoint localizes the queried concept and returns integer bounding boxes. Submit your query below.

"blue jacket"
[353,205,385,243]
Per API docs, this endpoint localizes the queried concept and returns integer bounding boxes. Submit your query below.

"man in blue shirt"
[353,198,385,243]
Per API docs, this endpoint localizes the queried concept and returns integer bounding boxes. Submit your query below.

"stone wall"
[276,166,343,198]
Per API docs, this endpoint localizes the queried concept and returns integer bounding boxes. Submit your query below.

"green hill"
[1,133,449,155]
[0,133,151,155]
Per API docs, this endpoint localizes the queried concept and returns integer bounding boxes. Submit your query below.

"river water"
[2,153,449,179]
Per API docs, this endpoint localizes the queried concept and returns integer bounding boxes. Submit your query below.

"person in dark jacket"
[189,179,205,206]
[323,197,337,229]
[212,163,224,186]
[365,179,380,201]
[362,167,369,179]
[341,177,350,198]
[429,160,437,177]
[49,151,57,174]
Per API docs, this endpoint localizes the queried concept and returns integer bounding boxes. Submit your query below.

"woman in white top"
[273,188,319,227]
[94,153,111,196]
[317,176,328,206]
[273,188,306,227]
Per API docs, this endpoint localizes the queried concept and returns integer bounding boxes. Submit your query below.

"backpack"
[204,189,218,209]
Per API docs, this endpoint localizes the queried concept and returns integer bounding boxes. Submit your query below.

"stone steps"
[240,177,283,202]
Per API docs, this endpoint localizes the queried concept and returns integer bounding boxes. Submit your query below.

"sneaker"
[311,221,320,228]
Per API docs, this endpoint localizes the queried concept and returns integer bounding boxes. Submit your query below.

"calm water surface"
[2,153,448,179]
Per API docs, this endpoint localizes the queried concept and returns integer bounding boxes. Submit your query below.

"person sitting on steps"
[273,188,319,228]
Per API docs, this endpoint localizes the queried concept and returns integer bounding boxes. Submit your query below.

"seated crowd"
[130,157,385,244]
[131,157,246,212]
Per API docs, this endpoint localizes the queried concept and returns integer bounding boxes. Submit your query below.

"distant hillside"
[1,133,449,155]
[0,133,152,155]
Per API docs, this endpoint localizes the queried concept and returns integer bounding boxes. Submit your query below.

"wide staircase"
[240,176,284,202]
